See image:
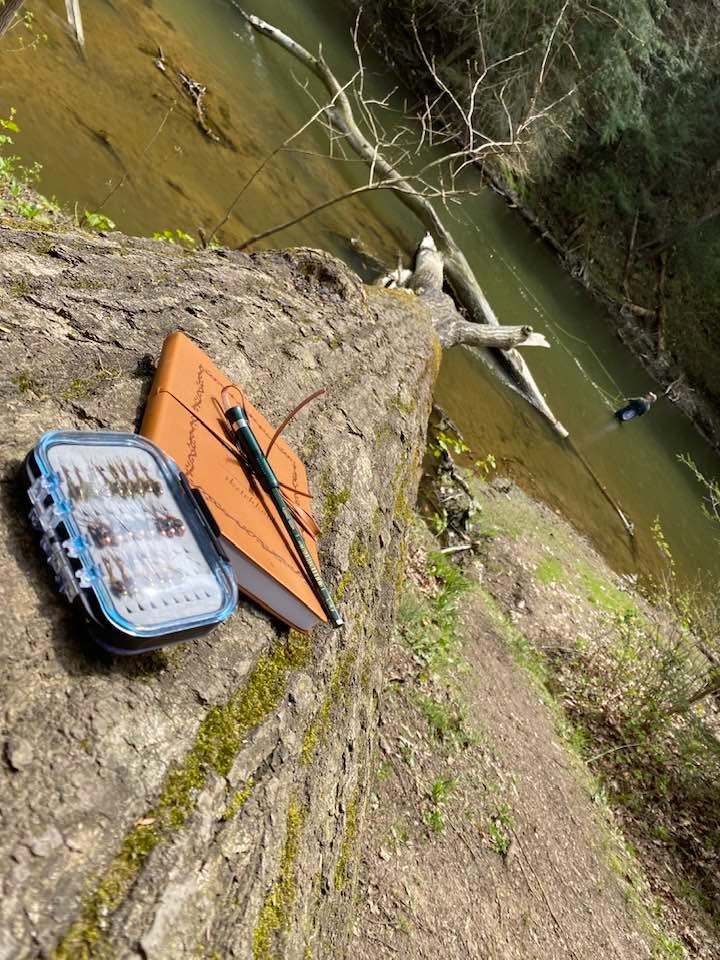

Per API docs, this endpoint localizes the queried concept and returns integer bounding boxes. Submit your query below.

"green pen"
[222,388,344,629]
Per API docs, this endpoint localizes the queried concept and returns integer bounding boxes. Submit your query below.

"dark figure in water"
[614,391,657,422]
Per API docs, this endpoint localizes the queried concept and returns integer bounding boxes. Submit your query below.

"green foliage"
[417,695,475,749]
[577,564,637,616]
[16,198,45,220]
[399,550,472,676]
[366,0,720,405]
[540,559,720,931]
[369,0,667,176]
[679,455,720,528]
[0,6,47,52]
[0,109,65,229]
[430,508,448,536]
[652,933,686,960]
[82,210,115,232]
[429,430,469,459]
[152,227,196,247]
[651,516,675,574]
[429,773,457,804]
[0,108,19,141]
[535,556,564,585]
[486,801,514,857]
[473,452,496,477]
[422,772,457,835]
[422,807,445,833]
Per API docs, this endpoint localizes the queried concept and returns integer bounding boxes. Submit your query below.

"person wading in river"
[614,391,657,422]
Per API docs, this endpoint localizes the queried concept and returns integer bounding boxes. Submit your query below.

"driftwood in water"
[178,71,221,143]
[0,0,24,37]
[154,47,223,144]
[235,7,569,439]
[379,234,550,350]
[64,0,84,47]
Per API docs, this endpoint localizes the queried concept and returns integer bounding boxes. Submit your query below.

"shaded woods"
[356,0,720,416]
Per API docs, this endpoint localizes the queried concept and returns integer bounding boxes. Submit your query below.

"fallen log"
[622,301,656,319]
[0,226,437,957]
[234,7,569,439]
[399,233,550,350]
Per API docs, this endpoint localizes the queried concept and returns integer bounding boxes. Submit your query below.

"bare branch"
[205,65,359,246]
[97,98,178,211]
[233,6,569,438]
[539,0,572,89]
[436,317,550,350]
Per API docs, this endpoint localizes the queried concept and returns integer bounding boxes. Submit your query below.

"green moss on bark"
[301,649,357,765]
[53,630,312,960]
[222,777,256,822]
[334,790,360,891]
[253,800,308,960]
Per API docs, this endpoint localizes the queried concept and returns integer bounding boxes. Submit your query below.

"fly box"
[24,430,238,654]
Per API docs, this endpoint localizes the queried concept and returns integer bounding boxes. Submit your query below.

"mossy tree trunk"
[0,227,438,959]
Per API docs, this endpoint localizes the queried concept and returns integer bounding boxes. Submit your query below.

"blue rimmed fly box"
[24,430,238,654]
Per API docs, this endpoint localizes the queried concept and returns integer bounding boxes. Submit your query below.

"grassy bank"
[352,504,696,958]
[458,467,720,956]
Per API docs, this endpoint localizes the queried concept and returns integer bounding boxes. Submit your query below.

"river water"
[3,0,720,585]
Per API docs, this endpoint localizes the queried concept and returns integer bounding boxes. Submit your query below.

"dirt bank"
[352,472,718,960]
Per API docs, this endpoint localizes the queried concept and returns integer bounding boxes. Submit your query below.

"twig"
[232,6,570,436]
[96,99,178,211]
[586,741,644,763]
[205,67,360,246]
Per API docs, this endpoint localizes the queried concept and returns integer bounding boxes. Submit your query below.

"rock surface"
[0,226,438,958]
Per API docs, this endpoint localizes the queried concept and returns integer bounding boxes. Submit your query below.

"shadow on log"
[0,225,437,958]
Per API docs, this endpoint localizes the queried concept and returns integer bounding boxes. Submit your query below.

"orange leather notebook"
[140,331,326,632]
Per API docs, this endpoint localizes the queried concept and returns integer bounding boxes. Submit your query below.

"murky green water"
[3,0,720,584]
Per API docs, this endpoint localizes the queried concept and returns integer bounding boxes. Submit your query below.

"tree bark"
[0,226,437,958]
[622,209,639,299]
[233,8,569,439]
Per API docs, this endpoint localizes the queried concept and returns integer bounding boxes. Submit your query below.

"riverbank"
[348,1,720,455]
[484,172,720,456]
[3,195,718,956]
[352,452,720,959]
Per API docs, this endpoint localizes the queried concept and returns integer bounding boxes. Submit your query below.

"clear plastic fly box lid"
[25,430,238,653]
